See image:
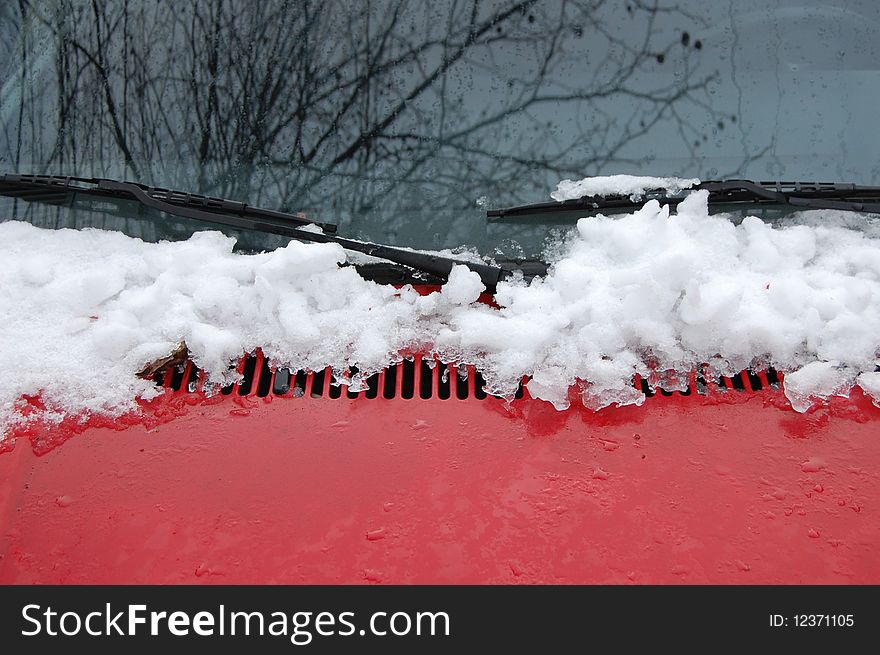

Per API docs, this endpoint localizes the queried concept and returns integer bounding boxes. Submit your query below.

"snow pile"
[441,191,880,411]
[550,174,701,201]
[2,188,880,438]
[0,222,500,435]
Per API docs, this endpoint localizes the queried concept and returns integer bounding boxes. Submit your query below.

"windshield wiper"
[487,180,880,218]
[1,174,546,292]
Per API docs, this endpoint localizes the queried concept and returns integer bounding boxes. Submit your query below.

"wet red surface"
[1,372,878,584]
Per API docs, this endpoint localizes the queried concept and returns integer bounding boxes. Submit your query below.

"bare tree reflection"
[2,0,732,246]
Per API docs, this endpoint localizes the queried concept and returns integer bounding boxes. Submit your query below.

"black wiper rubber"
[487,180,880,218]
[1,174,541,292]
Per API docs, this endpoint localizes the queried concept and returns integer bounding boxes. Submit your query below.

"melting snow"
[2,188,880,438]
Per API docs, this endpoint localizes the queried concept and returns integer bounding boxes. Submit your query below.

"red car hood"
[2,350,879,584]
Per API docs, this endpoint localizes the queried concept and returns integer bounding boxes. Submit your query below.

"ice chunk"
[783,361,854,412]
[527,368,572,410]
[581,384,645,412]
[857,371,880,407]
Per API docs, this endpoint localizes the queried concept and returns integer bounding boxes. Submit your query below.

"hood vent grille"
[155,353,523,400]
[155,353,781,401]
[634,367,780,398]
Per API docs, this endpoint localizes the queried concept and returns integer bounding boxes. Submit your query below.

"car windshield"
[1,0,878,257]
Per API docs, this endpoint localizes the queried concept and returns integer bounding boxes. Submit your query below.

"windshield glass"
[2,0,878,256]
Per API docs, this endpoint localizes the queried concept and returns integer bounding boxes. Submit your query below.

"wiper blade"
[0,173,339,232]
[0,174,545,292]
[487,180,880,218]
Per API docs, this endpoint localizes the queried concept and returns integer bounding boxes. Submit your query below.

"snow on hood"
[550,174,701,201]
[1,189,880,438]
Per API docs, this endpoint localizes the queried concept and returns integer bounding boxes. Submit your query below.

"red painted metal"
[1,356,879,584]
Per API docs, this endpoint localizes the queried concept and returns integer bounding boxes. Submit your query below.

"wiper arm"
[1,174,545,292]
[487,180,880,218]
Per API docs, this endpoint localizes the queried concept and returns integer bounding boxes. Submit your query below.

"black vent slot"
[419,360,433,399]
[256,358,273,397]
[328,370,343,399]
[437,362,451,400]
[383,364,397,399]
[185,364,200,392]
[766,368,780,388]
[401,359,416,399]
[730,373,746,391]
[746,370,763,391]
[309,369,325,397]
[456,370,469,400]
[273,368,291,395]
[639,377,655,397]
[236,355,258,396]
[474,371,488,400]
[346,367,361,399]
[365,373,380,399]
[169,365,186,391]
[267,366,309,397]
